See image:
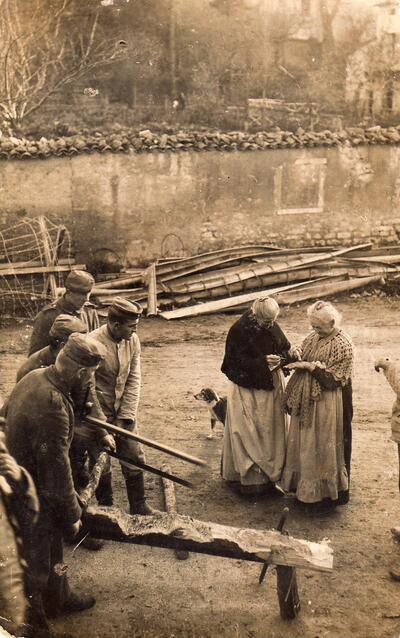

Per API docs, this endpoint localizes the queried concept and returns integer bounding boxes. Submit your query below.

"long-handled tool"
[83,415,207,467]
[107,449,193,488]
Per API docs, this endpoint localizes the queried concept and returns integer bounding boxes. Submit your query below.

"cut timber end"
[83,506,333,572]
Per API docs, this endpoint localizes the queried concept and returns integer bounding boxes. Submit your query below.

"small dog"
[194,388,227,439]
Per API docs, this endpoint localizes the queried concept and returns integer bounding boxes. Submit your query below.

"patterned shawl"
[284,328,354,428]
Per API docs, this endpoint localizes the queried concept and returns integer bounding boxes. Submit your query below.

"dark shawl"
[221,310,291,391]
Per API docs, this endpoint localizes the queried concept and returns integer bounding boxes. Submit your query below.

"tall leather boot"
[95,471,114,506]
[125,473,161,516]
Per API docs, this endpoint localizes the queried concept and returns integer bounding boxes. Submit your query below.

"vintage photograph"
[1,1,400,637]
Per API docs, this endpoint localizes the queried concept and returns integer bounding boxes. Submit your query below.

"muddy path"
[2,298,400,638]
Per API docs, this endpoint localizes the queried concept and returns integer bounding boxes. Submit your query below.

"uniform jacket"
[29,295,99,356]
[89,323,141,421]
[5,366,81,529]
[221,310,291,391]
[16,345,56,382]
[15,345,108,442]
[0,437,39,574]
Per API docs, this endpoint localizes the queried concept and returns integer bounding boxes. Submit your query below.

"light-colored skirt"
[280,388,348,503]
[221,370,288,486]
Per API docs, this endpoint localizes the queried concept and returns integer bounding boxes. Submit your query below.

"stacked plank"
[91,243,399,319]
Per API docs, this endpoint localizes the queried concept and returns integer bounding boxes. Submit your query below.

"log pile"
[2,124,400,160]
[91,243,400,319]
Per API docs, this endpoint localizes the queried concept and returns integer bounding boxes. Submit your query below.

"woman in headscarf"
[221,297,298,496]
[281,300,354,511]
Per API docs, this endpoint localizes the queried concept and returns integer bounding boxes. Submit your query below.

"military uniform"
[5,365,82,623]
[29,296,99,356]
[88,298,159,515]
[29,270,99,356]
[0,435,39,636]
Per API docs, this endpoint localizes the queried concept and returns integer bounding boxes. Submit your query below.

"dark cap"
[65,270,95,294]
[49,314,87,340]
[62,333,104,367]
[108,297,143,320]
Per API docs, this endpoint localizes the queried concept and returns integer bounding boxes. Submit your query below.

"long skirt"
[280,388,348,503]
[221,370,288,487]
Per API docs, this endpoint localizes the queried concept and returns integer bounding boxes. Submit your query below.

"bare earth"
[2,298,400,638]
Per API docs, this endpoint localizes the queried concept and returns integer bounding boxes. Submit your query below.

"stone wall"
[1,143,400,265]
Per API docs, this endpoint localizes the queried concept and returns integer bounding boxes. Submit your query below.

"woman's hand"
[266,355,281,366]
[288,345,302,360]
[286,361,316,372]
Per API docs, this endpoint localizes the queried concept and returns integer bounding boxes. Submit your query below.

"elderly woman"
[281,301,354,510]
[221,297,297,496]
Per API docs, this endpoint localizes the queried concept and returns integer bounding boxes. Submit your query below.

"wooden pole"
[160,463,189,560]
[146,262,158,316]
[38,216,57,301]
[83,506,333,572]
[84,415,207,467]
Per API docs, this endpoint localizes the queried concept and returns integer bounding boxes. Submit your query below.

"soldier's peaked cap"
[49,314,87,340]
[63,333,104,366]
[65,270,95,293]
[109,297,143,319]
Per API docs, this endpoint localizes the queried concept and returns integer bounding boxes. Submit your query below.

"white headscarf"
[251,297,279,325]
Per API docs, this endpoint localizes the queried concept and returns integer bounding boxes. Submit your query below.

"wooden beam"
[0,264,86,277]
[83,506,333,572]
[146,263,158,316]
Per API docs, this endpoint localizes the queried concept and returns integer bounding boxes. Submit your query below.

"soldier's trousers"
[24,509,71,628]
[72,420,146,499]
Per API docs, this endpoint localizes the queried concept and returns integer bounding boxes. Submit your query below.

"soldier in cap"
[17,314,87,382]
[29,270,99,357]
[17,315,114,551]
[5,333,104,634]
[88,297,160,515]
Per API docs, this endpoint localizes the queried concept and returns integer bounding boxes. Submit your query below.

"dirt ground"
[3,297,400,638]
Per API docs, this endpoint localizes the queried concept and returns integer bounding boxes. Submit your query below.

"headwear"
[251,297,279,325]
[108,297,143,320]
[65,270,95,294]
[49,314,87,341]
[62,333,104,367]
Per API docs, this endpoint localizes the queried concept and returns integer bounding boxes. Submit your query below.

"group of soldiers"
[0,270,159,638]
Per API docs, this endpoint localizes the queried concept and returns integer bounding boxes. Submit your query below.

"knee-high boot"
[125,473,161,516]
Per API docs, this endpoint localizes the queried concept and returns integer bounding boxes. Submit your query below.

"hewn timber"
[83,506,333,572]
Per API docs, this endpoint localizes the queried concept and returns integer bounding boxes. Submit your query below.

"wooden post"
[38,217,57,301]
[160,463,189,560]
[146,262,158,316]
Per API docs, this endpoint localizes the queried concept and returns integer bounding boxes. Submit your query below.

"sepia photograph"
[1,1,400,637]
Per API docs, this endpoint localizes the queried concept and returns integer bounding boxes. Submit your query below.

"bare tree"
[0,0,126,131]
